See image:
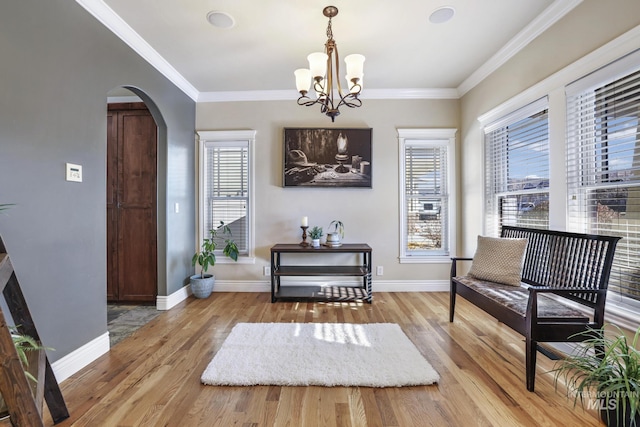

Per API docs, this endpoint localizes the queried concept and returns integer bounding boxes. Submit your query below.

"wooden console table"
[270,243,372,303]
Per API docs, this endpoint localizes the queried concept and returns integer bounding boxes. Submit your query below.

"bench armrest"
[450,257,473,278]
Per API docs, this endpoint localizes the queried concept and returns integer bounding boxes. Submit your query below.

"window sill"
[399,255,451,264]
[216,256,256,265]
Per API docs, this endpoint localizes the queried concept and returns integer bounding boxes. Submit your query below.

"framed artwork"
[283,128,372,188]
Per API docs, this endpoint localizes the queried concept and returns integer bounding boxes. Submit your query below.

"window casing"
[566,53,640,310]
[197,130,256,263]
[484,98,550,236]
[398,129,456,262]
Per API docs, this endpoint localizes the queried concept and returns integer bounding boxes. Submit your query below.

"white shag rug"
[201,322,440,387]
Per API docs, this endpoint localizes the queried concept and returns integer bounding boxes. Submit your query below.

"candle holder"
[299,226,310,246]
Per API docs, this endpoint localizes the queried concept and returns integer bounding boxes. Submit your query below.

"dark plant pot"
[190,274,215,299]
[601,400,640,427]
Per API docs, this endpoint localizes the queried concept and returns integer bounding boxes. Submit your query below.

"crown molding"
[197,87,460,103]
[363,88,460,100]
[477,24,640,125]
[75,0,199,101]
[457,0,583,96]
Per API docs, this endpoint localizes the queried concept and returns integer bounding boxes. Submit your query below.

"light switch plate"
[66,163,82,182]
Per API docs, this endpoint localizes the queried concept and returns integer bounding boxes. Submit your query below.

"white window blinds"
[398,128,456,261]
[566,51,640,307]
[404,143,449,255]
[484,98,550,236]
[203,141,249,254]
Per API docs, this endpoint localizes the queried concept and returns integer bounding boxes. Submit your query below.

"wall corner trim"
[157,284,191,310]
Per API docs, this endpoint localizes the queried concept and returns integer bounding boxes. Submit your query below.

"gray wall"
[0,0,195,361]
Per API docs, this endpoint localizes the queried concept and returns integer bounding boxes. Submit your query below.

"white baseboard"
[51,332,110,383]
[373,280,449,292]
[157,284,191,310]
[212,280,271,292]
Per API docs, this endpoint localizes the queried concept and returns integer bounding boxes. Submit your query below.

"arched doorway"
[106,87,161,303]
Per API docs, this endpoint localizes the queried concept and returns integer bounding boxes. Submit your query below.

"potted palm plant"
[190,221,239,298]
[552,325,640,427]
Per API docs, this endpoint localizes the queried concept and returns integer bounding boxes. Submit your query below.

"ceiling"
[78,0,581,102]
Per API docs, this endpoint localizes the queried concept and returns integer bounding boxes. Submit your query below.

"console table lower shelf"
[270,243,372,303]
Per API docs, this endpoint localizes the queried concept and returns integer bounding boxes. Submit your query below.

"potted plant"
[0,327,49,416]
[552,325,640,427]
[308,226,323,247]
[190,221,239,298]
[326,220,344,247]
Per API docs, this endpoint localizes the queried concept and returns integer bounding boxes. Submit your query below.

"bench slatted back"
[501,226,621,309]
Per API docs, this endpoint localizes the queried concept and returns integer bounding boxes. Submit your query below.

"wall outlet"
[263,266,270,276]
[376,266,383,276]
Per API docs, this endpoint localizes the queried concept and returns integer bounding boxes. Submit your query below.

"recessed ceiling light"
[429,6,455,24]
[206,11,235,29]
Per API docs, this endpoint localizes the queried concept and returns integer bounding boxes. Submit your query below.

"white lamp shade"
[307,52,328,79]
[344,54,365,80]
[294,68,311,93]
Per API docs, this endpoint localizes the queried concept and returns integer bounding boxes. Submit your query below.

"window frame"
[483,97,550,236]
[566,51,640,313]
[196,130,256,265]
[398,128,457,263]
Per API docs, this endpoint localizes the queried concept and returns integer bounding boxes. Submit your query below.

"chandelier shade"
[294,6,365,122]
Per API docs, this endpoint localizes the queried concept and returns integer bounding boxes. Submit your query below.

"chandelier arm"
[336,94,362,110]
[297,95,319,107]
[312,78,328,99]
[349,81,363,95]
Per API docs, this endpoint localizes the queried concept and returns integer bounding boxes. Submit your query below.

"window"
[566,51,640,310]
[484,98,550,236]
[398,128,456,262]
[197,130,256,263]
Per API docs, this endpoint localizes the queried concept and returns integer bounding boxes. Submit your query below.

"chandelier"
[294,6,365,122]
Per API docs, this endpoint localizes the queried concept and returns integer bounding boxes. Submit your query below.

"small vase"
[312,239,320,247]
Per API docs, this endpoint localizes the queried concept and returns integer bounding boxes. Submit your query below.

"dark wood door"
[107,103,157,302]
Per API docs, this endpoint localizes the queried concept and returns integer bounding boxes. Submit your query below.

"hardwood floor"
[44,292,603,426]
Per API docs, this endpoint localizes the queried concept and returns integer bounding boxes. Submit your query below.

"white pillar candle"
[301,216,308,227]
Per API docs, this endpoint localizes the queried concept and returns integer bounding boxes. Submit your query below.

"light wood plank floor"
[44,292,603,426]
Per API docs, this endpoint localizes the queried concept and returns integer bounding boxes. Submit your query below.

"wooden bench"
[449,226,621,391]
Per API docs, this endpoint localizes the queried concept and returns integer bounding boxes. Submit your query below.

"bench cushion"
[468,236,527,286]
[454,276,589,319]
